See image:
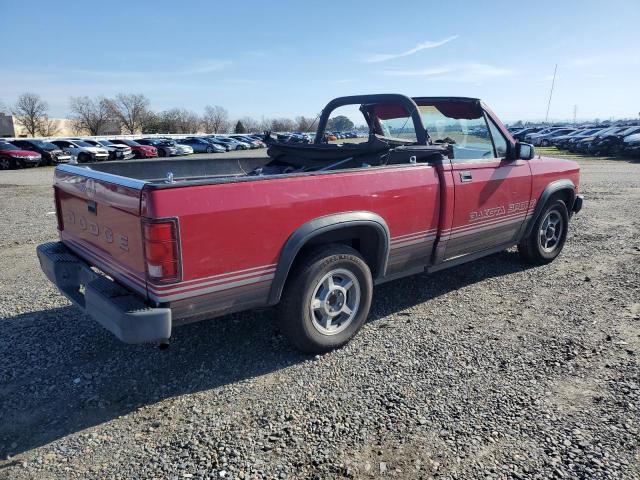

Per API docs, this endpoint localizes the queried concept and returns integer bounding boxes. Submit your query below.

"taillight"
[54,187,64,231]
[142,219,181,283]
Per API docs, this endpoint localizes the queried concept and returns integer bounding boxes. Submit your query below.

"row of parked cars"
[508,124,640,157]
[0,134,269,169]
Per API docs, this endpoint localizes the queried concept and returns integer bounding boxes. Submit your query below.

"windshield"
[619,126,640,136]
[98,140,114,146]
[73,140,93,147]
[374,103,489,145]
[0,143,20,151]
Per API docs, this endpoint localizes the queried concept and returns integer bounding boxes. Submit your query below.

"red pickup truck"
[37,94,583,353]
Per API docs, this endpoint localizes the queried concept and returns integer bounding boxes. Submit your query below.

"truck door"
[444,114,532,261]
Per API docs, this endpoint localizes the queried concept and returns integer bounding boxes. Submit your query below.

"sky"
[1,0,639,123]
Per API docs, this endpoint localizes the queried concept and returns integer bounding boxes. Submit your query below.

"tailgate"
[54,165,148,298]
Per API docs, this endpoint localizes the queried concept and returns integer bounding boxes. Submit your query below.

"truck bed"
[85,157,271,184]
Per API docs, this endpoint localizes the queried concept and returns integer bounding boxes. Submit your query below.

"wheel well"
[291,225,385,279]
[549,188,574,210]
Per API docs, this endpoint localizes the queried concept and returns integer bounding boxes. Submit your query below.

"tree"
[12,93,49,137]
[237,116,260,133]
[69,96,112,135]
[270,117,295,132]
[295,116,315,132]
[234,120,246,134]
[106,93,150,134]
[326,115,354,132]
[202,105,229,134]
[37,117,60,136]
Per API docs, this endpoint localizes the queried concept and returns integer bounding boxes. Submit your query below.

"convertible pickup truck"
[37,94,583,353]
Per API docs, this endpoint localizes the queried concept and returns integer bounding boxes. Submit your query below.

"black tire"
[518,198,569,265]
[0,156,16,170]
[158,149,166,157]
[277,244,373,354]
[78,152,90,163]
[206,146,214,153]
[541,139,549,147]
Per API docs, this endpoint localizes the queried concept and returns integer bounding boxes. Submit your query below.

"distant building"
[0,112,120,138]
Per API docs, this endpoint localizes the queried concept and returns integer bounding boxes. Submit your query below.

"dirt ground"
[0,154,638,479]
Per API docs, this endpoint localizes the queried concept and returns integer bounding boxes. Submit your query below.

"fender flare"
[523,179,576,238]
[267,212,390,305]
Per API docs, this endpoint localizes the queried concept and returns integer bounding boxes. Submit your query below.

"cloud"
[362,35,459,63]
[176,60,232,75]
[383,63,512,82]
[331,79,356,84]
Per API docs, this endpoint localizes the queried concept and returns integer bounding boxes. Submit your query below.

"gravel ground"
[0,156,638,479]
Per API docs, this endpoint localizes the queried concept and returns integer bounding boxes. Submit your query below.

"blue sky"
[1,0,639,123]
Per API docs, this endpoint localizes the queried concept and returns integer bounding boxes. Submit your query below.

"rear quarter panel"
[529,156,580,200]
[142,165,441,318]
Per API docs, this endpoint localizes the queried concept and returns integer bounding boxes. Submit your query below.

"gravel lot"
[0,154,638,479]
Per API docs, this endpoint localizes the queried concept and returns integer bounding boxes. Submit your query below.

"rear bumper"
[36,241,171,344]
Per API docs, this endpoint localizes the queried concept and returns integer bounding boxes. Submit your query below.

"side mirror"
[516,141,535,160]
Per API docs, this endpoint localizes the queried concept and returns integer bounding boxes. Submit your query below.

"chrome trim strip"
[56,164,148,190]
[150,263,278,290]
[149,273,275,302]
[148,266,277,295]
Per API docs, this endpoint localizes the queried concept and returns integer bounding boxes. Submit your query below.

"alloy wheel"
[309,268,361,336]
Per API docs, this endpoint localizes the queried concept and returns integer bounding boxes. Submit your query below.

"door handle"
[460,171,473,182]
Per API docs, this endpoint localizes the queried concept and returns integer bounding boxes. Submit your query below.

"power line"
[545,64,558,123]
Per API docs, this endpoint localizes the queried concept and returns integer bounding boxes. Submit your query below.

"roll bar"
[314,94,428,145]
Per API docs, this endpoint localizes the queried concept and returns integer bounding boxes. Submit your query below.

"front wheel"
[541,139,549,147]
[518,198,569,264]
[206,146,214,153]
[0,157,16,170]
[277,244,373,354]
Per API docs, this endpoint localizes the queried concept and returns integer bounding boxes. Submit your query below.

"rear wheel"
[277,244,373,354]
[518,198,569,264]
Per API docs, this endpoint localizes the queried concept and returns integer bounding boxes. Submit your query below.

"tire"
[277,244,373,354]
[78,152,90,164]
[158,149,166,157]
[0,156,16,170]
[518,198,569,265]
[206,146,214,153]
[541,139,549,147]
[235,145,241,151]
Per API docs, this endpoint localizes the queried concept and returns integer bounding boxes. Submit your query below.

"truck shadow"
[0,250,533,461]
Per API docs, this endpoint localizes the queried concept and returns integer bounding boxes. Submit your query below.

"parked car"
[622,133,640,157]
[77,139,134,160]
[532,128,576,146]
[230,135,264,149]
[552,128,603,149]
[11,139,72,165]
[207,136,250,150]
[587,125,640,156]
[156,138,193,156]
[572,126,627,153]
[513,127,543,141]
[37,93,583,354]
[50,140,109,163]
[0,141,42,169]
[202,137,232,151]
[109,139,158,159]
[176,137,225,153]
[135,138,178,157]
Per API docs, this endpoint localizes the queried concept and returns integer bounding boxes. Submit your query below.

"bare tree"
[69,96,112,135]
[12,93,49,137]
[237,116,260,133]
[106,93,150,134]
[270,117,295,132]
[295,115,315,132]
[37,117,60,137]
[202,105,229,134]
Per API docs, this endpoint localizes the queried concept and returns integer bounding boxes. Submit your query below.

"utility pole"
[573,105,577,124]
[545,64,558,123]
